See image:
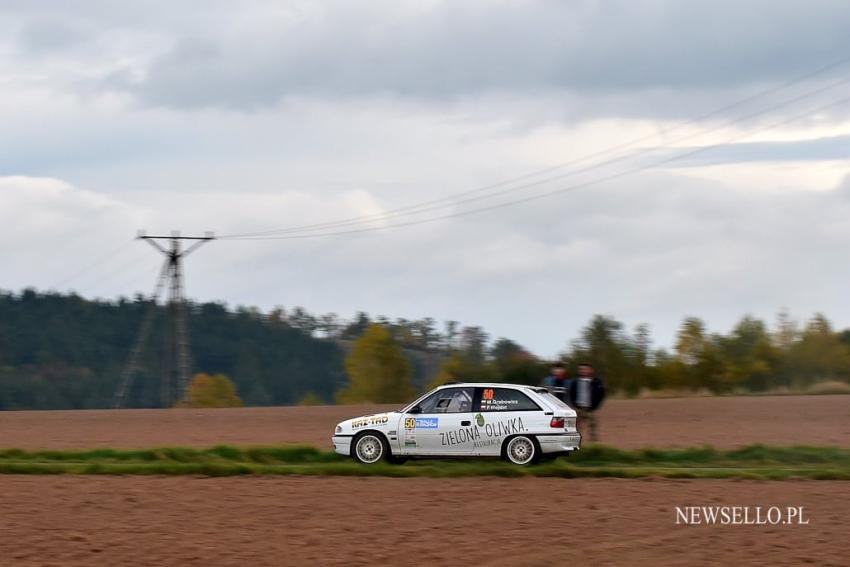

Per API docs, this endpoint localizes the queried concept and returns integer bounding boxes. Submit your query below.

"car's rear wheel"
[352,432,389,464]
[503,435,538,465]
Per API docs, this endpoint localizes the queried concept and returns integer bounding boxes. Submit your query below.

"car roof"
[435,382,539,390]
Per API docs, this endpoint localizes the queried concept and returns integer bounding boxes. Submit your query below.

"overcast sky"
[3,0,850,356]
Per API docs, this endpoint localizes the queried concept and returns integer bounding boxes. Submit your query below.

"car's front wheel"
[503,435,538,465]
[352,432,389,464]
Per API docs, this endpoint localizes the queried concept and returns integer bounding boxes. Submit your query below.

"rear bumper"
[537,432,581,454]
[332,436,352,456]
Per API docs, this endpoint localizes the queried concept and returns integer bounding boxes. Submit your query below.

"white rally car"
[332,383,581,465]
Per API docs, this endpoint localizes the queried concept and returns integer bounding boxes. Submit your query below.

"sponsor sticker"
[415,417,439,429]
[405,416,439,429]
[352,414,389,429]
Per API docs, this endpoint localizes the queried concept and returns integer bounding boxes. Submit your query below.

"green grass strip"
[0,444,847,480]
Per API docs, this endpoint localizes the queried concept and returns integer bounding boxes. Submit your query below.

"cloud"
[663,134,850,167]
[8,169,850,356]
[2,2,850,356]
[0,176,146,288]
[6,1,850,113]
[131,1,850,109]
[0,176,137,235]
[15,17,92,55]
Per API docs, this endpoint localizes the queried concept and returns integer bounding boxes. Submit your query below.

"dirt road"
[0,395,847,450]
[0,475,844,566]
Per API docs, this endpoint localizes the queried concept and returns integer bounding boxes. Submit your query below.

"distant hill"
[0,290,348,409]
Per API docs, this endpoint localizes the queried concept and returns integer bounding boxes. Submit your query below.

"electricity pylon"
[113,231,215,408]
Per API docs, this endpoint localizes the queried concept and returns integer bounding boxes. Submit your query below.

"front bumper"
[332,435,352,456]
[537,432,581,454]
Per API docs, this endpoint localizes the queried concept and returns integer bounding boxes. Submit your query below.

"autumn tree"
[490,338,545,386]
[298,392,323,406]
[717,316,778,392]
[675,317,709,366]
[785,314,850,387]
[427,326,499,388]
[185,373,244,408]
[428,352,497,389]
[459,326,489,365]
[341,311,372,339]
[673,317,726,392]
[337,324,414,403]
[568,315,634,393]
[772,310,800,388]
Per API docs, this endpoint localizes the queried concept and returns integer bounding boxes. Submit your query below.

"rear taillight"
[550,417,565,428]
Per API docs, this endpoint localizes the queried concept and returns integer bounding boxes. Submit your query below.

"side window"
[476,387,540,412]
[417,387,474,414]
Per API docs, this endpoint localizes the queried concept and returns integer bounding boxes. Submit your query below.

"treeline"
[0,290,344,409]
[338,312,850,402]
[0,290,494,409]
[1,289,849,409]
[272,306,489,354]
[428,312,850,396]
[645,313,850,394]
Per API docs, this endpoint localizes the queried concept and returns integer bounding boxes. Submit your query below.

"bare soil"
[0,395,847,450]
[0,475,845,566]
[1,396,847,565]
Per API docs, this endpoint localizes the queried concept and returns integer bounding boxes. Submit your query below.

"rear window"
[540,392,571,409]
[475,387,540,412]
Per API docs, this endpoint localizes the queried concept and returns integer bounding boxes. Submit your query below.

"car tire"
[503,435,539,466]
[352,432,389,464]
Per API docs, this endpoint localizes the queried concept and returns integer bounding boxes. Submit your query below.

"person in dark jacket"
[567,363,605,442]
[541,362,570,401]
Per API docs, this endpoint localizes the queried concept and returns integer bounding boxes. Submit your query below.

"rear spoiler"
[531,386,563,394]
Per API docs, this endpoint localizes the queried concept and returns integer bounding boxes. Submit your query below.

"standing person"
[568,363,605,442]
[542,362,570,402]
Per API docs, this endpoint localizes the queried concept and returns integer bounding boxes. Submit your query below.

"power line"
[224,93,850,240]
[229,73,850,238]
[96,254,168,298]
[49,238,134,289]
[222,55,850,239]
[74,247,155,296]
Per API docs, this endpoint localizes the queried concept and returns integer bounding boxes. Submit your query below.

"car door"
[401,387,476,455]
[472,386,544,456]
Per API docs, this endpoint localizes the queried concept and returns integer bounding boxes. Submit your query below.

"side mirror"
[408,405,422,414]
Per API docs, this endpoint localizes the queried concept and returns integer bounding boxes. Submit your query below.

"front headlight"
[335,425,343,434]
